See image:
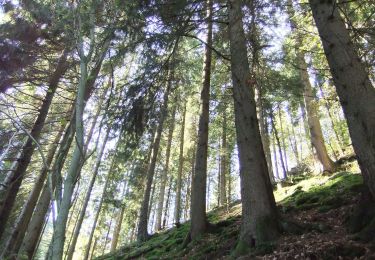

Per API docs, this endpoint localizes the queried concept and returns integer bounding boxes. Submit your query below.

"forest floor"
[96,171,375,260]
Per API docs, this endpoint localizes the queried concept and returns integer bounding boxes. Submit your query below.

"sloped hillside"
[96,172,375,260]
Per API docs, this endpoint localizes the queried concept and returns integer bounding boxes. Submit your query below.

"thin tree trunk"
[137,68,172,242]
[278,106,289,173]
[0,50,69,238]
[65,126,111,260]
[272,131,280,180]
[162,175,173,229]
[271,111,287,179]
[228,0,279,250]
[82,151,117,260]
[188,0,213,241]
[309,0,375,198]
[174,103,186,226]
[110,184,129,252]
[155,104,177,231]
[219,110,228,205]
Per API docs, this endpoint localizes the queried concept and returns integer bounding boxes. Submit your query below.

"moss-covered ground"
[96,172,375,259]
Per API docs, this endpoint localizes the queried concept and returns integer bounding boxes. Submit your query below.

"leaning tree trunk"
[309,0,375,198]
[155,104,177,231]
[0,49,69,238]
[298,53,336,172]
[286,0,335,173]
[48,51,88,260]
[137,70,172,242]
[188,0,213,241]
[174,103,186,226]
[1,119,67,259]
[228,0,280,252]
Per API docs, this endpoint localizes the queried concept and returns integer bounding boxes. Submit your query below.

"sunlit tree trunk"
[298,53,336,172]
[286,0,335,173]
[228,0,280,251]
[309,0,375,198]
[189,0,213,241]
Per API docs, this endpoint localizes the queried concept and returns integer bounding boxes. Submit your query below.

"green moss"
[281,172,362,212]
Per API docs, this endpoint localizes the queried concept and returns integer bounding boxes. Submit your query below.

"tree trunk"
[285,0,335,173]
[309,0,375,198]
[318,82,345,156]
[256,87,275,184]
[48,52,88,260]
[298,53,336,172]
[228,0,280,250]
[1,119,67,259]
[155,104,176,231]
[174,103,186,226]
[272,133,280,180]
[65,126,111,260]
[278,106,289,173]
[162,175,173,229]
[82,150,118,260]
[219,110,228,205]
[137,69,172,242]
[0,49,69,238]
[110,184,129,252]
[189,0,213,241]
[270,111,287,179]
[18,124,74,259]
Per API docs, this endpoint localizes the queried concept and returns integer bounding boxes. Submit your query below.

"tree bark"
[155,104,177,231]
[309,0,375,198]
[0,49,69,238]
[189,0,213,241]
[228,0,279,250]
[174,103,186,226]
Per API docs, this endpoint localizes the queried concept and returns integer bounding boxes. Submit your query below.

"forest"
[0,0,374,259]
